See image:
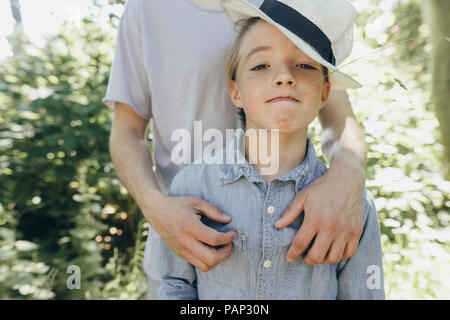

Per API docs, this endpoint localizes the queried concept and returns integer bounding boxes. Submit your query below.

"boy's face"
[229,20,331,134]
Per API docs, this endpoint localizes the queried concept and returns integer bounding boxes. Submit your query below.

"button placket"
[257,181,279,299]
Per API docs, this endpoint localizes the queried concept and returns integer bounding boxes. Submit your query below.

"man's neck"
[244,127,308,183]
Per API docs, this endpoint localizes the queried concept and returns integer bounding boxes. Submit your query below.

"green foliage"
[86,219,148,300]
[0,0,448,300]
[0,10,144,299]
[356,0,429,79]
[0,203,54,299]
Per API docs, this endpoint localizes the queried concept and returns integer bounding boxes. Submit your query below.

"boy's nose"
[273,68,296,87]
[275,79,294,86]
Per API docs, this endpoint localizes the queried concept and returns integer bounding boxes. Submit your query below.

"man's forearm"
[109,126,164,212]
[319,89,367,170]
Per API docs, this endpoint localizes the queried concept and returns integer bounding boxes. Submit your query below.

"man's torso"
[140,0,241,192]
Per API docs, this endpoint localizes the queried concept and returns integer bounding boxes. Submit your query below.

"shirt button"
[263,260,272,268]
[267,206,275,215]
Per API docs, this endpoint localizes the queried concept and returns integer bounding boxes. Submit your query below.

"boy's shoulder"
[313,157,328,177]
[362,188,377,227]
[169,157,225,197]
[169,139,245,196]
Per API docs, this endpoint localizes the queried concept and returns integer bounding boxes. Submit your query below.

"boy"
[157,0,384,299]
[106,0,369,300]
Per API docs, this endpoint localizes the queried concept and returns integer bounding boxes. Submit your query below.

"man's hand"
[144,193,237,272]
[275,153,365,266]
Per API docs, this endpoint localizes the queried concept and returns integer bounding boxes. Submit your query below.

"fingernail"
[287,257,293,263]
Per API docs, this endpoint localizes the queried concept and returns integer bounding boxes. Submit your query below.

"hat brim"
[222,0,362,90]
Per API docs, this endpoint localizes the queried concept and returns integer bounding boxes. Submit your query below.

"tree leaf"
[394,77,409,91]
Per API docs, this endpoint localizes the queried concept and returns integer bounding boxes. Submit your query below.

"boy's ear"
[320,82,332,109]
[229,80,244,109]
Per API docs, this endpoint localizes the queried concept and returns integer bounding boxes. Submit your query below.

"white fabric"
[103,0,242,280]
[189,0,223,11]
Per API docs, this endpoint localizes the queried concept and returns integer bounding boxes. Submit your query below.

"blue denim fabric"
[157,131,385,300]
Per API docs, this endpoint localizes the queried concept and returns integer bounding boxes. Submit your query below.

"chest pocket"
[197,232,250,291]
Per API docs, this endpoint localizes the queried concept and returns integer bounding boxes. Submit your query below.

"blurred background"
[0,0,448,299]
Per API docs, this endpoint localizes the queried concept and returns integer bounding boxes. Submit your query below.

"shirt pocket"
[197,232,250,292]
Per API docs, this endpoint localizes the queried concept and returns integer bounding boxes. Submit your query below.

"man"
[104,0,367,299]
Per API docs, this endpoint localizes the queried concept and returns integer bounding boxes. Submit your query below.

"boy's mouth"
[267,96,299,103]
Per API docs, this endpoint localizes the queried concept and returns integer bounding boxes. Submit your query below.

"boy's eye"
[251,64,317,71]
[297,64,317,70]
[251,64,269,71]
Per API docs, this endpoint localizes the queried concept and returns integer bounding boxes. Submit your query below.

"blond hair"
[225,17,262,87]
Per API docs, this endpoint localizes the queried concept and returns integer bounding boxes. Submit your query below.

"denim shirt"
[157,131,385,300]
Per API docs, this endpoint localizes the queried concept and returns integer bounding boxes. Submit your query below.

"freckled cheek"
[244,74,260,80]
[297,76,322,90]
[241,81,268,105]
[244,75,269,87]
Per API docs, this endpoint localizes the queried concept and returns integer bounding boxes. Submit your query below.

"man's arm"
[275,89,367,265]
[109,102,236,272]
[319,89,367,168]
[109,102,160,210]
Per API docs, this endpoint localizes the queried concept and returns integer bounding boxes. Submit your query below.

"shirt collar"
[219,130,319,192]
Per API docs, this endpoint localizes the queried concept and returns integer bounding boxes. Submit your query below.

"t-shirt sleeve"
[102,0,152,120]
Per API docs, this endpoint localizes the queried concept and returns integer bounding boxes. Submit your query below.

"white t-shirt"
[103,0,242,280]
